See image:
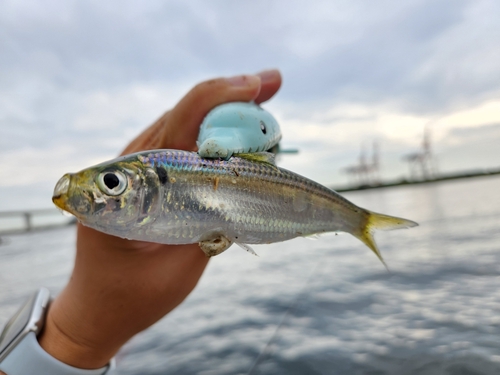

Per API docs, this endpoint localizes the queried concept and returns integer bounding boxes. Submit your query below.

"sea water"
[1,175,500,375]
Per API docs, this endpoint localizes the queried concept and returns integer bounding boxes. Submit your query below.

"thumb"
[161,74,262,150]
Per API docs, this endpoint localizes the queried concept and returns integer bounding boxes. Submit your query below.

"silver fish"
[53,150,417,264]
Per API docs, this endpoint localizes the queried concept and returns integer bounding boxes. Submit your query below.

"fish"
[52,150,417,265]
[197,102,282,159]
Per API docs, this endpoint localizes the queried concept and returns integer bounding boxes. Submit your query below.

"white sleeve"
[0,332,112,375]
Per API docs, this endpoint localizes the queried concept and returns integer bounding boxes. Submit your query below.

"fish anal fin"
[303,233,321,240]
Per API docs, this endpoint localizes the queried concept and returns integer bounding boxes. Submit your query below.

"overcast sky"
[1,0,500,210]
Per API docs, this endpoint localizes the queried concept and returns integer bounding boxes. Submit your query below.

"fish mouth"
[52,174,71,212]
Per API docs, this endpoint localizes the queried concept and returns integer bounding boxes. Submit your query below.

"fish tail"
[353,210,418,268]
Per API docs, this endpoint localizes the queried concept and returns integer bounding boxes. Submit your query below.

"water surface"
[1,176,500,374]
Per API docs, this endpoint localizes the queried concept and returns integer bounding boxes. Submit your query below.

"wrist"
[37,292,117,369]
[0,288,113,374]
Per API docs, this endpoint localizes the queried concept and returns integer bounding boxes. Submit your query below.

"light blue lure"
[197,102,282,159]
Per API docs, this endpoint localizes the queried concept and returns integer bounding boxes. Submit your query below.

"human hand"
[37,70,282,369]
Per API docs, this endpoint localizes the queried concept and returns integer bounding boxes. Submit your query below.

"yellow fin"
[235,152,277,169]
[353,210,418,269]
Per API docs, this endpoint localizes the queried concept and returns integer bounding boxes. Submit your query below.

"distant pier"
[334,167,500,193]
[0,208,75,236]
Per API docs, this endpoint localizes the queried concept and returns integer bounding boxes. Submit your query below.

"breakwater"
[334,167,500,192]
[0,208,75,235]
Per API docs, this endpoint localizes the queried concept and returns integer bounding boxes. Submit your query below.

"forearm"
[37,226,208,369]
[37,290,119,369]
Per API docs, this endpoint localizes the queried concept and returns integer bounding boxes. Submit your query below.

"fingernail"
[226,75,261,87]
[256,69,279,84]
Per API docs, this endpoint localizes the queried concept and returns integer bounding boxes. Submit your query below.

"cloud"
[1,0,500,208]
[2,0,498,112]
[0,81,192,185]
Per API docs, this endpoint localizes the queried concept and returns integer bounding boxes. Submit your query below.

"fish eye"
[260,120,267,134]
[97,171,128,196]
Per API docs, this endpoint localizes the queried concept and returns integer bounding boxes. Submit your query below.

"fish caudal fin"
[353,211,418,269]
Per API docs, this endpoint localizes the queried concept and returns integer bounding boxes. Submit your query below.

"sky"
[1,0,500,210]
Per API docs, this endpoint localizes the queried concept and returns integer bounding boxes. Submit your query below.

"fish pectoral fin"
[199,235,233,257]
[235,242,259,257]
[234,152,278,169]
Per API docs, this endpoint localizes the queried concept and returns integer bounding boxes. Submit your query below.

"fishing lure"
[197,102,282,159]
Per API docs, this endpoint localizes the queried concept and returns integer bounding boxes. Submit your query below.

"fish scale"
[53,149,418,263]
[139,150,387,242]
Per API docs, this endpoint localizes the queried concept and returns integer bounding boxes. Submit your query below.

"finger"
[254,69,282,104]
[160,75,262,151]
[121,71,283,156]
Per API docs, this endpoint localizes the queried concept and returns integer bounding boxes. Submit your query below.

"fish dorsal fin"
[235,152,277,168]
